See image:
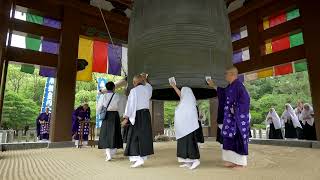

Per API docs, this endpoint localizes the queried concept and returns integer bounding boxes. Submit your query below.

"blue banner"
[41,77,55,113]
[96,78,108,128]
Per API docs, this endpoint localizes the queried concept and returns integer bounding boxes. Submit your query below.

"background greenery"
[0,64,311,131]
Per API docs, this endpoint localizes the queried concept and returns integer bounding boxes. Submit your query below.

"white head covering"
[301,103,314,126]
[174,87,199,139]
[282,103,302,128]
[266,108,282,129]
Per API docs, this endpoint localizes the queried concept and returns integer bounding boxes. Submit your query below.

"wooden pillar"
[150,100,164,137]
[209,98,218,137]
[246,11,262,63]
[298,0,320,140]
[0,0,12,124]
[50,6,80,142]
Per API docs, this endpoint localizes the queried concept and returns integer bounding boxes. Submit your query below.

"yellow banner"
[77,37,93,81]
[257,68,274,78]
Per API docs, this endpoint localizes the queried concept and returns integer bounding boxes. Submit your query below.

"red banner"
[275,63,293,76]
[93,41,108,73]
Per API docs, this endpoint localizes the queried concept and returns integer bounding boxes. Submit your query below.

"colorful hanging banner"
[96,78,108,128]
[21,13,44,74]
[93,41,108,73]
[257,68,274,78]
[294,61,308,72]
[232,50,243,64]
[231,32,241,42]
[263,18,270,30]
[245,73,258,81]
[77,37,93,81]
[272,36,290,53]
[40,17,61,77]
[269,13,286,28]
[108,44,122,76]
[287,9,300,21]
[121,46,128,76]
[41,77,55,112]
[290,32,304,48]
[275,63,293,76]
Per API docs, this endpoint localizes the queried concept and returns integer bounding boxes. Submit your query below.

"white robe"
[301,104,314,126]
[174,87,199,140]
[266,109,282,130]
[124,83,152,125]
[281,104,302,129]
[96,93,127,116]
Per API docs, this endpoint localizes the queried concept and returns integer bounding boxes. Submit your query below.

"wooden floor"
[0,141,320,180]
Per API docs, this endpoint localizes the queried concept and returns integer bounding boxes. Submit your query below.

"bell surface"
[127,0,233,100]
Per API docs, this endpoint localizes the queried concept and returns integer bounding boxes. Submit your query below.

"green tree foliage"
[245,71,311,127]
[2,92,38,129]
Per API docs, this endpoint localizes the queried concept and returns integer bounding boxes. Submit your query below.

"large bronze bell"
[127,0,233,100]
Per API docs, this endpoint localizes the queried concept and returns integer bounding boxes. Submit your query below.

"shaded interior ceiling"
[81,0,247,18]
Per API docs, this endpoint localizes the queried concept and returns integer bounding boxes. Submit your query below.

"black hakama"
[177,131,200,160]
[98,111,123,149]
[285,120,297,138]
[304,123,317,140]
[195,121,204,143]
[297,121,305,140]
[124,109,154,157]
[269,123,283,139]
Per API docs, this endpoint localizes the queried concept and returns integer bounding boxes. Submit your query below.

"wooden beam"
[260,17,302,42]
[12,18,61,42]
[298,0,320,140]
[232,37,249,51]
[229,0,298,31]
[0,0,12,125]
[229,0,276,22]
[246,11,262,63]
[106,0,133,9]
[15,0,62,20]
[6,46,58,67]
[257,0,298,19]
[80,15,128,42]
[235,45,305,73]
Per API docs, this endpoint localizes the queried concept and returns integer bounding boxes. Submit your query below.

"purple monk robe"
[36,112,51,140]
[107,44,122,76]
[40,17,61,77]
[232,50,243,64]
[222,79,250,155]
[72,106,91,141]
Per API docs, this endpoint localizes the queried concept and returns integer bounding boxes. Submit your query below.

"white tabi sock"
[130,158,144,168]
[189,160,200,170]
[105,149,112,161]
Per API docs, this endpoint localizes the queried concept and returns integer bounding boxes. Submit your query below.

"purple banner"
[40,18,61,77]
[232,50,243,64]
[231,32,241,42]
[108,44,122,76]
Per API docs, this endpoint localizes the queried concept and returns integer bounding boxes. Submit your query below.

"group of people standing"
[35,66,251,169]
[266,102,316,140]
[96,66,251,169]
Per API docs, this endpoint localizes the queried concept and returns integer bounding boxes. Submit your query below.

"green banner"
[287,9,300,21]
[294,61,308,72]
[21,13,44,74]
[290,32,304,48]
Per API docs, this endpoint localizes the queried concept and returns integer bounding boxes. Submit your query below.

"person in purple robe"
[36,107,51,141]
[207,66,250,168]
[72,103,91,147]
